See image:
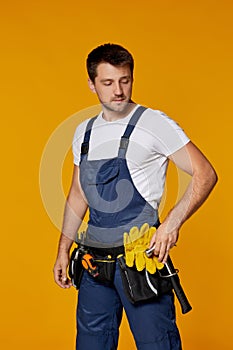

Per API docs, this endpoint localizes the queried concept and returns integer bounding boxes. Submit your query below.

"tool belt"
[68,245,121,289]
[69,245,172,303]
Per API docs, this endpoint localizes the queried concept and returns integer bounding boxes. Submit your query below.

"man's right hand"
[53,252,72,289]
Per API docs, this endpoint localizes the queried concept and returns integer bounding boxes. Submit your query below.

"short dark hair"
[86,43,134,82]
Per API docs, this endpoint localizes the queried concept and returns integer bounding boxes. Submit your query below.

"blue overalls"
[76,106,182,349]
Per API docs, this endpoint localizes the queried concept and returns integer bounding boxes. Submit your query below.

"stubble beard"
[102,98,133,115]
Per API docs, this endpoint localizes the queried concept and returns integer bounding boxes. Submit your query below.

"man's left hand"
[149,223,179,263]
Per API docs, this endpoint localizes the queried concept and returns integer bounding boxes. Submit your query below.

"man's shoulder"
[143,107,171,120]
[139,107,175,127]
[74,114,100,136]
[137,106,187,139]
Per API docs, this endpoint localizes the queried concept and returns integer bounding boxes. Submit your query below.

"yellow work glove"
[123,223,164,274]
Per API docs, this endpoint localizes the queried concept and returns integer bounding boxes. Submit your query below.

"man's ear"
[88,78,96,93]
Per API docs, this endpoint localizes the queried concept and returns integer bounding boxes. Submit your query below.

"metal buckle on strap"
[81,142,89,154]
[159,268,179,278]
[120,137,129,149]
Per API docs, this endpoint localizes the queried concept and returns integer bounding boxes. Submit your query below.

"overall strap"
[80,116,98,163]
[118,106,147,158]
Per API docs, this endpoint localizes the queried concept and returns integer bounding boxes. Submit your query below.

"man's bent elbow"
[205,163,218,192]
[211,167,218,188]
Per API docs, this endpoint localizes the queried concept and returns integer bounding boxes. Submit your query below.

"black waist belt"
[85,245,125,259]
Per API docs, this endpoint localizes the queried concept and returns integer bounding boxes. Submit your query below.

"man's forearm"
[56,199,87,256]
[58,186,88,251]
[54,174,88,287]
[150,142,218,263]
[57,233,74,255]
[61,195,87,241]
[56,201,87,257]
[163,165,218,232]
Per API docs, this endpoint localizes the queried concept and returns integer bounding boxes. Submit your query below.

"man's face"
[88,62,133,114]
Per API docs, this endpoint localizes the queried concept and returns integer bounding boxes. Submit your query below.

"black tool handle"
[165,256,192,314]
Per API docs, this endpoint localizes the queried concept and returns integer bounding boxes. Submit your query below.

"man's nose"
[113,82,123,96]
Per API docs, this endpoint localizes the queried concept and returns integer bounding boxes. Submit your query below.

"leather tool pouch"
[68,247,84,290]
[117,255,172,304]
[91,254,116,285]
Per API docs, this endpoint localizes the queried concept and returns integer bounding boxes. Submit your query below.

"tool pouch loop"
[68,246,85,290]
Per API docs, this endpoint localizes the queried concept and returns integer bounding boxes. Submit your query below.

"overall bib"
[78,106,158,248]
[76,106,182,350]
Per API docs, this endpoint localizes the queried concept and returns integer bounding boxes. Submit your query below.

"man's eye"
[121,80,129,84]
[103,82,112,86]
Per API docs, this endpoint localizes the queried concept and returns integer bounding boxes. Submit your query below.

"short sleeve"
[151,111,190,156]
[72,119,89,166]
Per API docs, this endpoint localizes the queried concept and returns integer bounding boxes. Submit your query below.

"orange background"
[0,1,232,349]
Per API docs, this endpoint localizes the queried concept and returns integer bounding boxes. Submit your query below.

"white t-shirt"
[72,105,190,209]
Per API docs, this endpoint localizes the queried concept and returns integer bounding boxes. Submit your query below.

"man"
[53,43,217,349]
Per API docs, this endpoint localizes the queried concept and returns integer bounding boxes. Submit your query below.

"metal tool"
[145,247,192,314]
